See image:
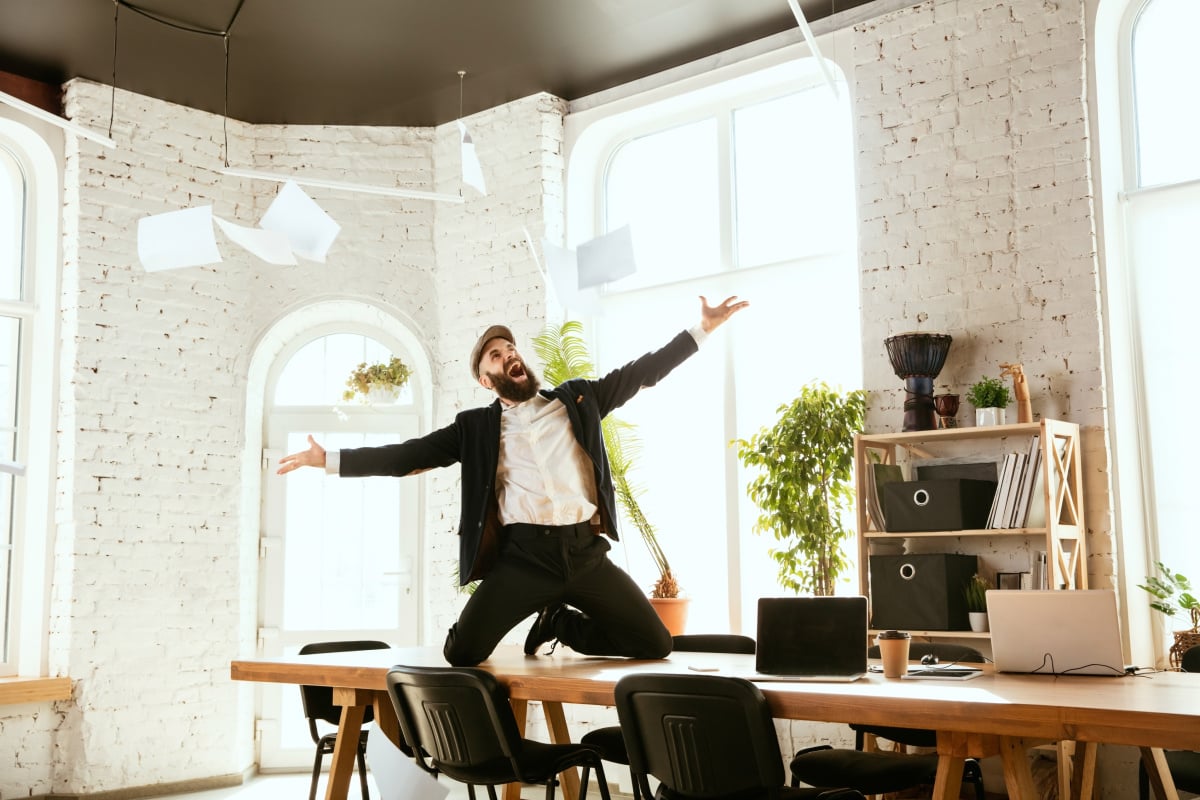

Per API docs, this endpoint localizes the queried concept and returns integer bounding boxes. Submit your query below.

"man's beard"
[486,359,541,403]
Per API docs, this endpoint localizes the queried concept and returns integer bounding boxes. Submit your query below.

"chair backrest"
[615,672,786,799]
[672,634,756,654]
[1183,645,1200,674]
[866,642,985,665]
[386,665,524,778]
[298,640,391,728]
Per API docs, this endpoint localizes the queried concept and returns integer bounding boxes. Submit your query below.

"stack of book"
[985,435,1042,529]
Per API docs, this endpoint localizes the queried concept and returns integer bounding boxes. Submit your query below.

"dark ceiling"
[0,0,875,128]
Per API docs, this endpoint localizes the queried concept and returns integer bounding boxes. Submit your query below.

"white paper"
[0,460,26,476]
[523,226,547,280]
[458,121,487,194]
[577,224,637,289]
[365,722,448,800]
[259,181,341,262]
[137,205,222,272]
[543,239,601,314]
[214,216,298,265]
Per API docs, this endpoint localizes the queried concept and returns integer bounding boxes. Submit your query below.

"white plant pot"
[367,386,401,404]
[968,611,989,632]
[975,407,1006,427]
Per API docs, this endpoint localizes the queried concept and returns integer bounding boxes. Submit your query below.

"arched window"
[1097,0,1200,664]
[567,56,862,633]
[0,118,58,677]
[255,316,428,769]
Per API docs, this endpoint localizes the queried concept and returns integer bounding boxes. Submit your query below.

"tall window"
[0,122,55,678]
[571,59,862,633]
[1118,0,1199,577]
[1097,0,1200,662]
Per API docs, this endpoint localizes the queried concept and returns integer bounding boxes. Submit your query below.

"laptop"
[988,589,1128,677]
[750,596,868,682]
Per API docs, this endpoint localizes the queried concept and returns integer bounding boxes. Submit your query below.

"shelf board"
[858,421,1046,446]
[864,528,1047,538]
[869,629,991,640]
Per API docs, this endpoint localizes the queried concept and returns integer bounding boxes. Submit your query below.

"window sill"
[0,675,72,704]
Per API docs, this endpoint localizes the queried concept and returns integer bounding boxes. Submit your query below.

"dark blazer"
[339,329,700,583]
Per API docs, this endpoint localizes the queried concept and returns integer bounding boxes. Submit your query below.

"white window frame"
[0,116,61,678]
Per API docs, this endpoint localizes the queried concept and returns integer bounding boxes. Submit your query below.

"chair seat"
[791,747,986,796]
[580,726,629,764]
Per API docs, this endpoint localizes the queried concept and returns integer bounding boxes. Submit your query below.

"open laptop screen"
[755,596,868,678]
[987,589,1127,677]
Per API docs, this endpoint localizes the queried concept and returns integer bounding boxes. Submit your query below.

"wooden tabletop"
[231,644,1200,751]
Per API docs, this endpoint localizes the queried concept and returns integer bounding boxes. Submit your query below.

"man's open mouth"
[508,361,526,379]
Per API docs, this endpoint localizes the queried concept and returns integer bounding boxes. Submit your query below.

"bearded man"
[278,295,748,666]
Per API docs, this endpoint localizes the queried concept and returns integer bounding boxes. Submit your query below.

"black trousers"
[443,522,672,666]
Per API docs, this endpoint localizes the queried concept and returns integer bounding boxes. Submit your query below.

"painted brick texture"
[853,0,1112,581]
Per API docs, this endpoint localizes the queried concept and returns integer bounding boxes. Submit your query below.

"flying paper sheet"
[542,239,600,314]
[576,224,637,289]
[458,121,487,194]
[365,722,449,800]
[214,216,297,265]
[259,180,341,263]
[137,205,222,272]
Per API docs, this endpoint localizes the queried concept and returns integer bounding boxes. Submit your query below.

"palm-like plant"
[531,321,679,598]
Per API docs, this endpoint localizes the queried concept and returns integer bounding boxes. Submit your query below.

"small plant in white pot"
[964,573,990,632]
[966,375,1012,426]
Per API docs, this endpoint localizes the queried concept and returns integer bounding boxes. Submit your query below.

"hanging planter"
[343,356,412,404]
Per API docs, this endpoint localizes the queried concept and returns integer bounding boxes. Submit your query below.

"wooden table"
[231,646,1199,800]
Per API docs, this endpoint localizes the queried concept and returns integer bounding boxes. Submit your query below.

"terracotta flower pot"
[649,597,690,636]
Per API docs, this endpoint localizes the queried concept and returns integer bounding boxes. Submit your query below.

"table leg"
[1069,741,1098,800]
[543,701,580,800]
[998,737,1039,799]
[505,699,529,800]
[371,690,404,749]
[931,755,965,800]
[1141,747,1181,800]
[327,690,369,800]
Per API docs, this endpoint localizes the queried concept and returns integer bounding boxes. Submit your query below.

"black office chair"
[298,640,391,800]
[579,633,756,799]
[1138,645,1200,800]
[789,642,986,800]
[385,664,612,800]
[614,672,866,800]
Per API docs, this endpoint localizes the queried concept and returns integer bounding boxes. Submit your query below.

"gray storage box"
[881,478,997,532]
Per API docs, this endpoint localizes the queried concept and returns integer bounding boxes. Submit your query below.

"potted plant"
[343,356,413,403]
[530,322,686,629]
[733,381,865,596]
[964,573,990,632]
[966,374,1012,427]
[1139,561,1200,669]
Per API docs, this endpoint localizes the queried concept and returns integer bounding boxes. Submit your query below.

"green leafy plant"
[965,375,1012,409]
[1139,562,1200,630]
[531,321,680,598]
[733,382,866,596]
[343,356,413,402]
[964,573,989,613]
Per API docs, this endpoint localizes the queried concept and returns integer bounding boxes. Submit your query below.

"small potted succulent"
[966,375,1012,426]
[964,573,990,632]
[343,356,413,403]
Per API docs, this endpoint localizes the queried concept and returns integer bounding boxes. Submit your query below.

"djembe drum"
[884,332,952,431]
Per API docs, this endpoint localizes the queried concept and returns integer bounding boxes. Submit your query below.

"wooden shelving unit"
[855,419,1086,638]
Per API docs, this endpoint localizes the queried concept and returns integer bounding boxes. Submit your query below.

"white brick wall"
[1,0,1123,794]
[0,80,564,797]
[854,0,1113,586]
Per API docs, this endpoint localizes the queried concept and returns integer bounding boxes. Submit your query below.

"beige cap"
[469,324,515,380]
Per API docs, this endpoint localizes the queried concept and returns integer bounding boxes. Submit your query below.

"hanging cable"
[458,70,466,120]
[108,0,119,138]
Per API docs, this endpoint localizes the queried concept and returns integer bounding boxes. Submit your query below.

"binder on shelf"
[868,463,904,531]
[1011,435,1041,527]
[986,453,1018,528]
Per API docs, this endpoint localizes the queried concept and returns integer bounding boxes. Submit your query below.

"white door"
[257,332,424,770]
